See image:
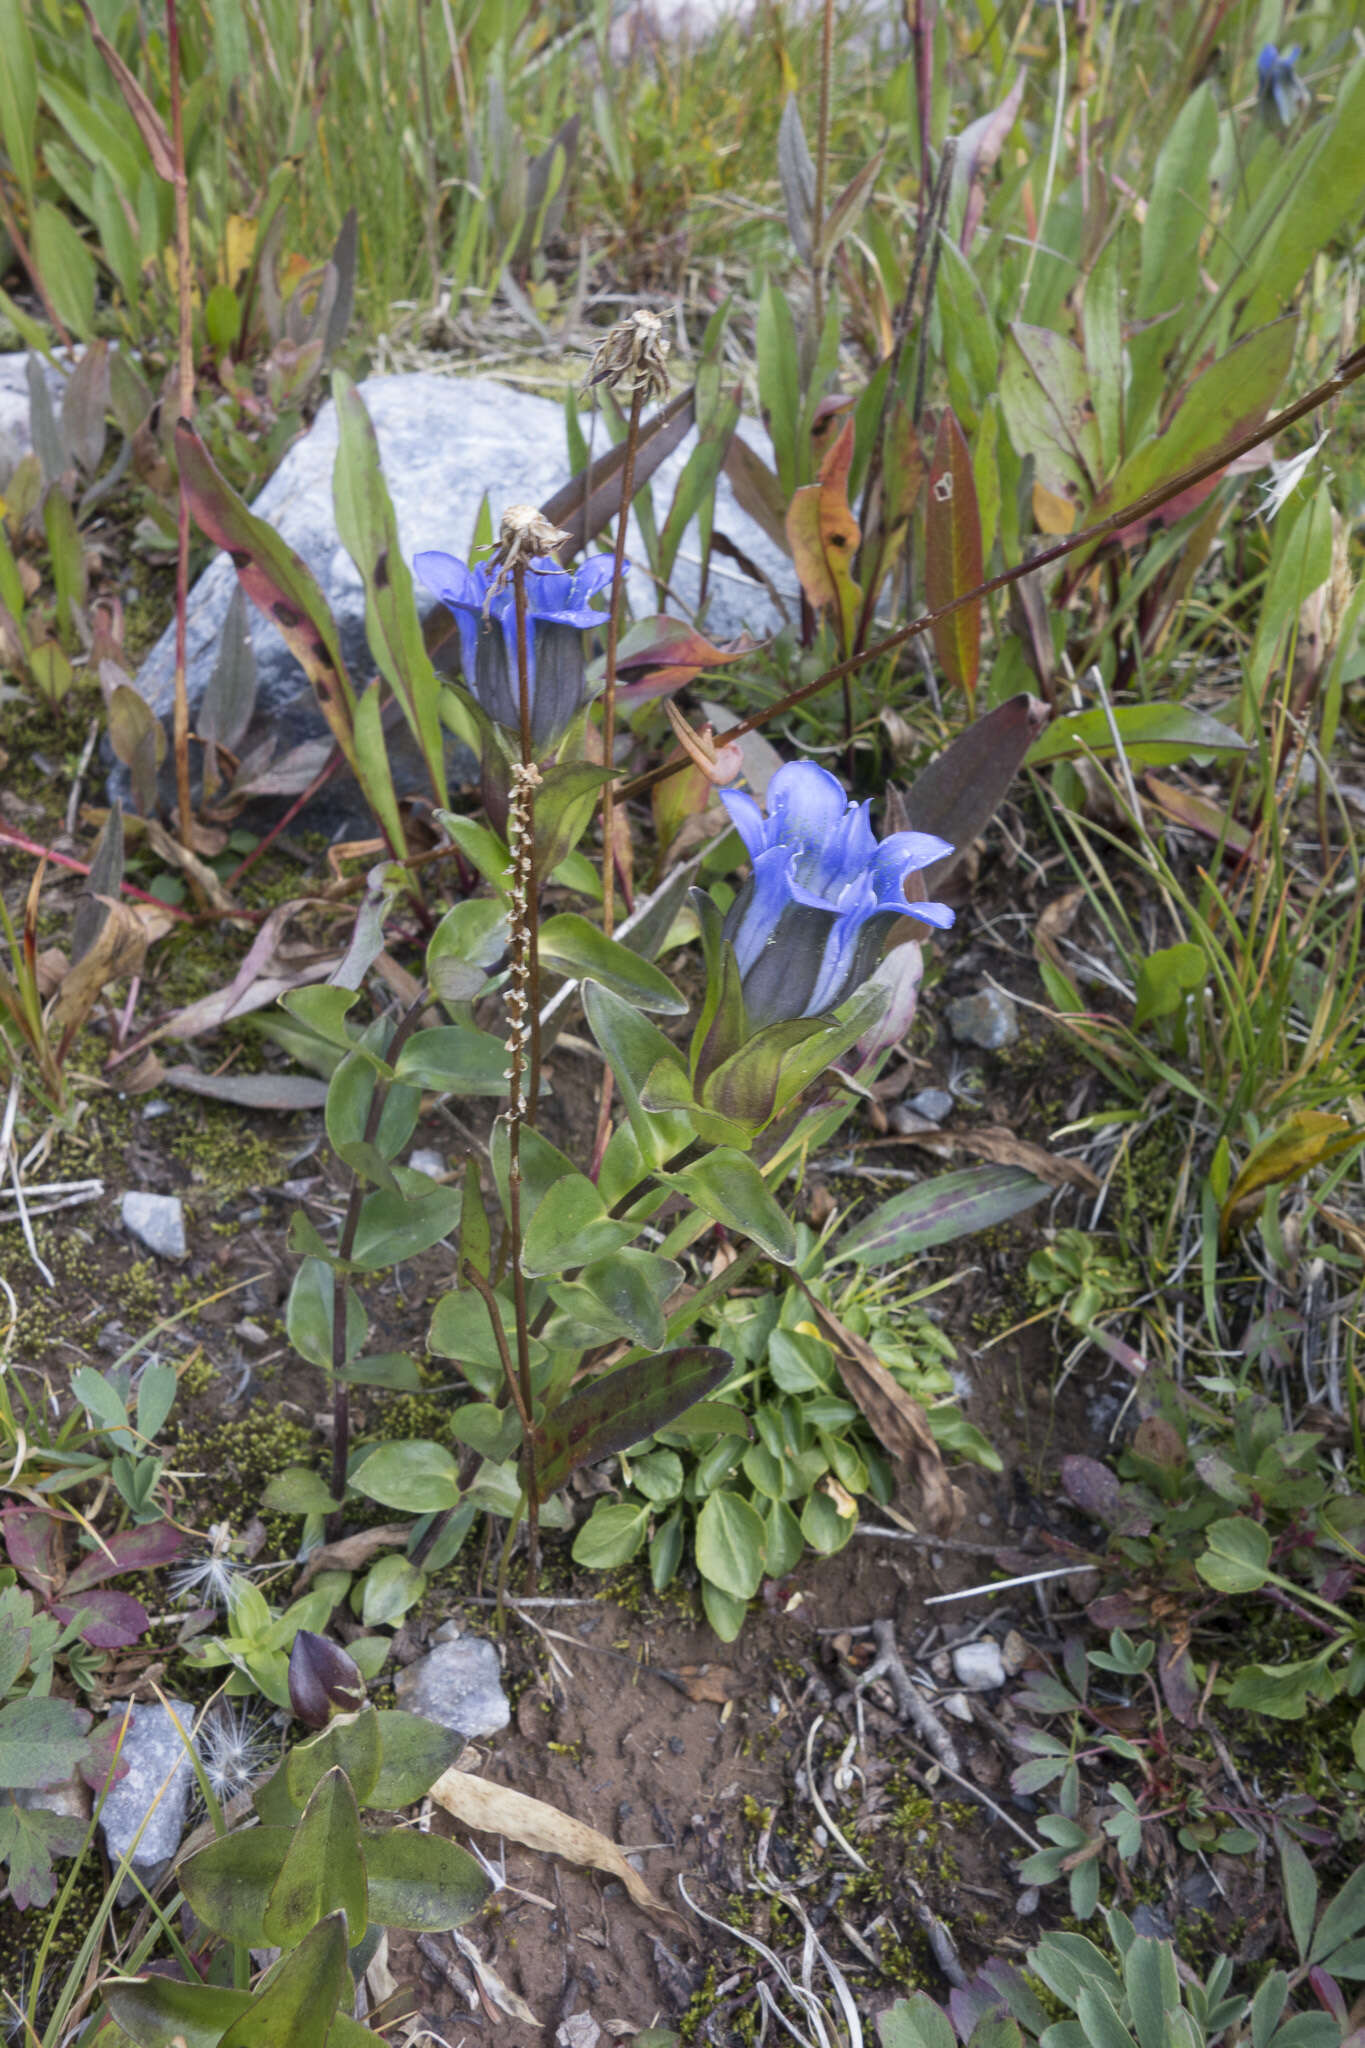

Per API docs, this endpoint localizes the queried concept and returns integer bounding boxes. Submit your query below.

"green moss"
[171,1105,283,1204]
[176,1409,316,1551]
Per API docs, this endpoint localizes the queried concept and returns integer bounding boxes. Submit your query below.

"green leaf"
[695,1490,766,1602]
[218,1911,349,2048]
[1308,1862,1365,1967]
[286,1708,382,1813]
[0,1695,93,1790]
[877,1992,956,2048]
[833,1166,1049,1266]
[449,1403,522,1461]
[262,1467,343,1516]
[532,1347,734,1500]
[757,278,801,496]
[1236,56,1365,335]
[521,1171,635,1277]
[333,371,448,808]
[262,1767,367,1949]
[1195,1517,1270,1594]
[135,1360,178,1443]
[582,981,693,1168]
[339,1350,422,1390]
[800,1486,855,1555]
[1123,1936,1179,2048]
[549,1249,682,1350]
[325,1047,421,1165]
[1225,1646,1341,1718]
[180,1826,289,1946]
[1025,703,1249,769]
[765,1498,804,1578]
[393,1025,510,1097]
[538,914,686,1013]
[663,1150,797,1264]
[287,1259,366,1372]
[0,1801,85,1911]
[1136,84,1216,323]
[281,986,362,1048]
[1280,1832,1319,1964]
[700,1577,747,1642]
[103,1977,258,2048]
[362,1826,493,1930]
[32,202,96,338]
[1074,1984,1139,2048]
[350,1440,462,1514]
[359,1553,427,1628]
[358,1713,459,1811]
[349,1183,462,1270]
[0,0,38,209]
[1133,943,1206,1030]
[572,1499,651,1570]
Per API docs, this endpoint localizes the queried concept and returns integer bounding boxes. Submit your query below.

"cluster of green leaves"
[880,1866,1365,2048]
[91,1697,486,2048]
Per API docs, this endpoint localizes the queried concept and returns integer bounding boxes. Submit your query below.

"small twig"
[924,1562,1099,1604]
[852,1619,962,1777]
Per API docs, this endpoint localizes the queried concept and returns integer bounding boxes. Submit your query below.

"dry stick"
[620,339,1365,806]
[509,562,541,1593]
[165,0,197,864]
[810,0,836,343]
[590,381,646,1179]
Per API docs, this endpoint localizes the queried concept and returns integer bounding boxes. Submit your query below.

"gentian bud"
[289,1629,366,1729]
[720,762,954,1028]
[1257,44,1309,127]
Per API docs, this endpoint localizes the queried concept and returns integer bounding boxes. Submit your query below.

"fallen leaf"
[797,1284,964,1535]
[428,1768,685,1929]
[785,420,861,654]
[292,1523,412,1590]
[657,1664,744,1705]
[1220,1111,1364,1243]
[888,1122,1099,1192]
[161,1065,330,1112]
[447,1926,539,2027]
[48,899,148,1044]
[145,818,239,916]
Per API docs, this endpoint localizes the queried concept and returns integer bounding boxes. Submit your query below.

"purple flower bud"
[1257,44,1308,127]
[719,762,954,1028]
[413,550,617,752]
[289,1630,366,1729]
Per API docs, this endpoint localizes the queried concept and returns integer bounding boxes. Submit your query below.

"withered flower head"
[584,308,671,405]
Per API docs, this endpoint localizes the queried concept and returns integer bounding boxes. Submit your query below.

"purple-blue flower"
[1258,44,1308,127]
[719,762,954,1028]
[414,549,617,751]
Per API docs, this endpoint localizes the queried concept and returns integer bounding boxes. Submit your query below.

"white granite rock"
[392,1634,509,1740]
[120,1191,187,1260]
[98,1698,196,1884]
[950,1638,1007,1692]
[128,373,799,824]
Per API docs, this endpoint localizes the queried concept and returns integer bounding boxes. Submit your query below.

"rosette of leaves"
[101,1702,486,2048]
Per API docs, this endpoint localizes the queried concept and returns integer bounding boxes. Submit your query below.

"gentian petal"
[719,788,769,861]
[412,551,483,610]
[724,844,797,978]
[740,902,833,1028]
[766,762,849,867]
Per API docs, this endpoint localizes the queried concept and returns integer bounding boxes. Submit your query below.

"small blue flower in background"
[720,761,954,1029]
[1258,44,1309,127]
[414,549,617,751]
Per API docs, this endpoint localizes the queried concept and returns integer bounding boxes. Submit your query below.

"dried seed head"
[485,506,573,605]
[584,308,671,405]
[664,699,744,787]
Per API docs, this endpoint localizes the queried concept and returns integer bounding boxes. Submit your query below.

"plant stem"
[166,0,197,864]
[591,379,645,1179]
[509,562,541,1592]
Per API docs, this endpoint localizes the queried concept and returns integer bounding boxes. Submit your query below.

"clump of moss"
[171,1106,283,1205]
[176,1409,316,1551]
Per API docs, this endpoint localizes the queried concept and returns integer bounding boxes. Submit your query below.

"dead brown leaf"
[1035,887,1085,971]
[145,817,239,916]
[658,1663,745,1705]
[797,1283,965,1535]
[887,1121,1099,1192]
[47,899,149,1043]
[292,1523,412,1590]
[429,1768,685,1930]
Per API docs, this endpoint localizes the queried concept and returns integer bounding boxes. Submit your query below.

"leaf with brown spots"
[797,1283,964,1535]
[888,1121,1100,1193]
[785,420,862,655]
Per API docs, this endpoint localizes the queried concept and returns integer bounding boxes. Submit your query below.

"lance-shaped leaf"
[363,1826,492,1932]
[777,94,815,258]
[658,366,740,593]
[181,1825,290,1946]
[831,1165,1049,1267]
[103,1976,261,2048]
[63,1521,185,1590]
[785,419,861,653]
[175,422,358,770]
[925,407,983,706]
[662,1149,796,1264]
[1220,1112,1364,1243]
[218,1911,350,2048]
[1024,702,1250,770]
[538,912,686,1013]
[534,385,695,557]
[263,1767,367,1949]
[531,1347,734,1501]
[332,371,447,807]
[900,693,1048,890]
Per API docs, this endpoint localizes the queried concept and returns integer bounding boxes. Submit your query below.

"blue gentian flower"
[720,762,954,1028]
[1257,44,1308,127]
[414,549,617,751]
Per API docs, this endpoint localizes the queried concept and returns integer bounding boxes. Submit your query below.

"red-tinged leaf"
[1060,1455,1122,1525]
[2,1508,61,1594]
[833,1165,1048,1268]
[900,694,1048,889]
[785,420,862,654]
[958,70,1026,250]
[531,1348,734,1502]
[538,387,696,557]
[614,615,757,704]
[64,1520,186,1592]
[53,1588,149,1648]
[1158,1640,1200,1728]
[175,423,358,771]
[1143,774,1254,855]
[925,408,984,706]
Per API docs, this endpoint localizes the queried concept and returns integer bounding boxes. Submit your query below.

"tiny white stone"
[951,1639,1007,1692]
[120,1191,187,1261]
[942,1691,974,1723]
[407,1148,445,1178]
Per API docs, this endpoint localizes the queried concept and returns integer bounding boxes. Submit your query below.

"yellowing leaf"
[1220,1111,1365,1241]
[785,419,862,655]
[925,407,983,706]
[1032,481,1076,534]
[223,213,257,290]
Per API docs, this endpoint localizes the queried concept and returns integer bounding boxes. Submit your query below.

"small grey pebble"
[908,1087,954,1122]
[408,1148,445,1178]
[951,1639,1007,1692]
[120,1191,187,1261]
[668,1735,685,1755]
[947,986,1020,1051]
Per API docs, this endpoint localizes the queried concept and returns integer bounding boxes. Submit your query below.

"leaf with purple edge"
[925,407,983,708]
[531,1347,735,1503]
[831,1165,1049,1268]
